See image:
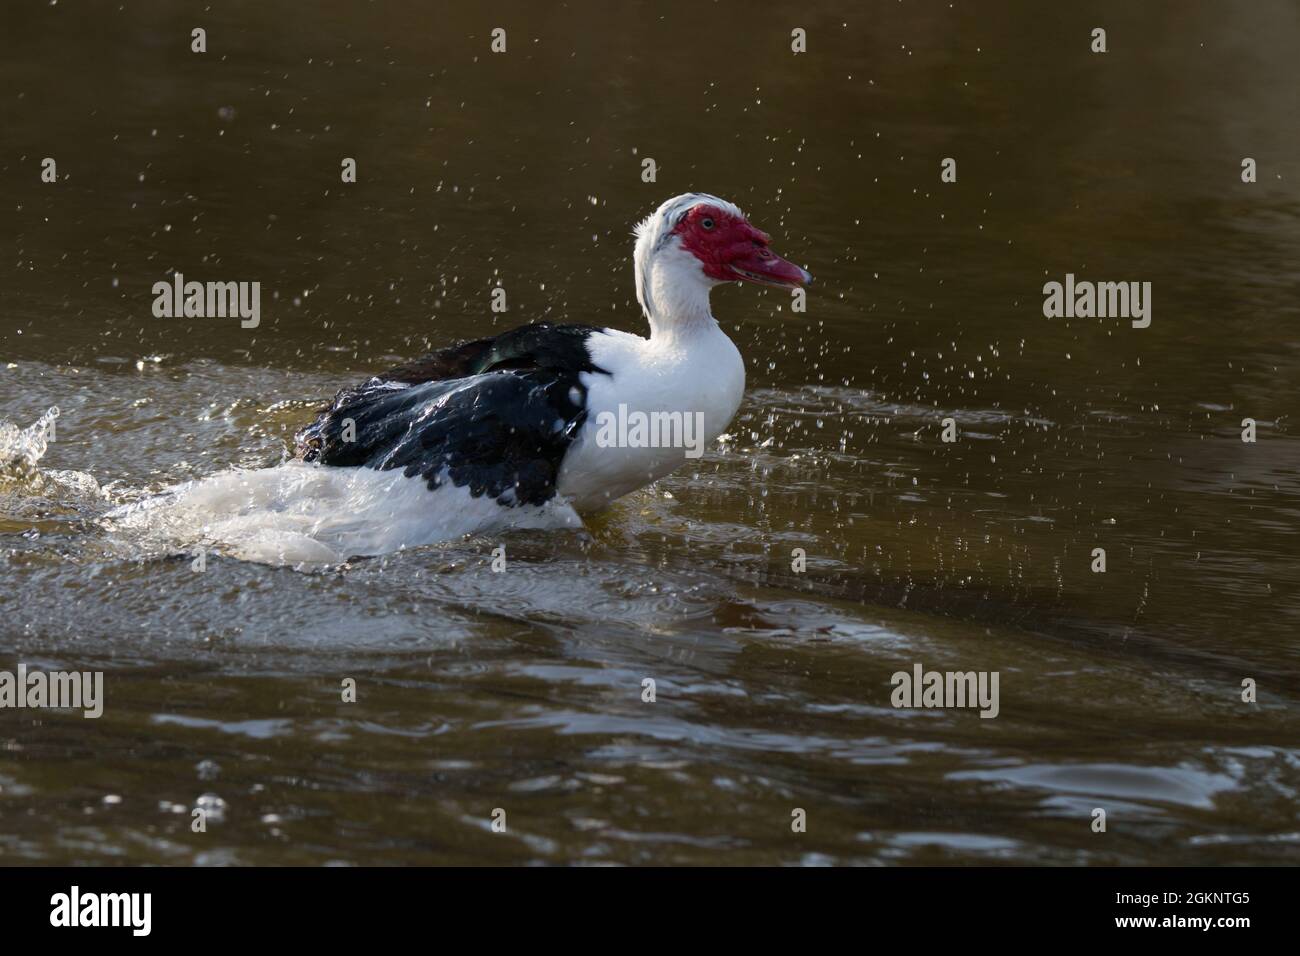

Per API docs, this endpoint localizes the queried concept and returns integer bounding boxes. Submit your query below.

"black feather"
[295,324,609,507]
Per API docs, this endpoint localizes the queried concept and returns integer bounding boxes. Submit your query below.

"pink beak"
[728,247,813,289]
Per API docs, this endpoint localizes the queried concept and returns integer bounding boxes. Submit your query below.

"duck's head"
[633,193,812,336]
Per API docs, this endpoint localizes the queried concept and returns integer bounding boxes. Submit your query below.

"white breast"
[556,324,745,512]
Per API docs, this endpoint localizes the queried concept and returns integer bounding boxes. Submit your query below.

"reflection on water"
[2,1,1299,864]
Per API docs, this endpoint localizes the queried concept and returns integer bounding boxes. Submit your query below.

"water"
[2,0,1298,864]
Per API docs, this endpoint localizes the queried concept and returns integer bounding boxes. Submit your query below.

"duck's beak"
[728,247,813,289]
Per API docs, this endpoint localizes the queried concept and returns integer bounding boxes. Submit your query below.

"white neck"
[635,241,721,347]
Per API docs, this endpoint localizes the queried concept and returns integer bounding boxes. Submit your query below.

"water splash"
[0,406,105,528]
[0,406,60,476]
[102,461,582,567]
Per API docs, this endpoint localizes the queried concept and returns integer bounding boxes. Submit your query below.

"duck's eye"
[701,218,715,230]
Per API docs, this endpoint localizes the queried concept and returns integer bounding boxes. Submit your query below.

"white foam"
[103,460,582,567]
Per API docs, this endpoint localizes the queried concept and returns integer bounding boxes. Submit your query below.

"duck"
[294,192,812,518]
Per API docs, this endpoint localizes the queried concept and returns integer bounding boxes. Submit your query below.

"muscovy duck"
[294,193,811,517]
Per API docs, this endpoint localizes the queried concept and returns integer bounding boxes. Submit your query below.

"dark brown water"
[2,0,1298,864]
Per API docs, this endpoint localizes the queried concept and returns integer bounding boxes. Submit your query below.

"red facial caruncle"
[670,204,812,289]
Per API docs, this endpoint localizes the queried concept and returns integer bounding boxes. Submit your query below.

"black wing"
[295,323,609,507]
